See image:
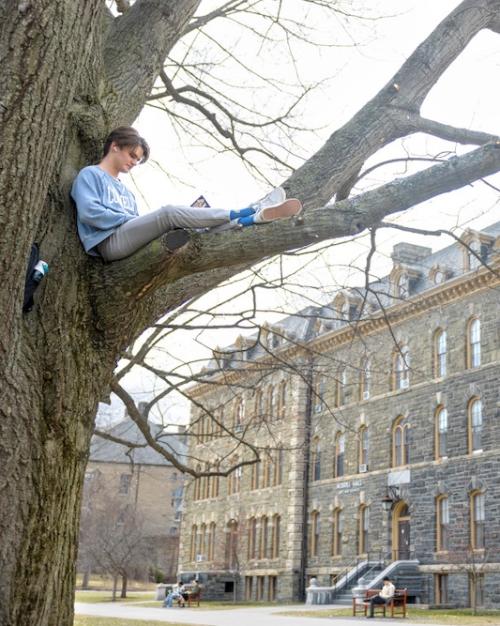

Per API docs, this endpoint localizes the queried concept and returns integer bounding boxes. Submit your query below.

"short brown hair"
[103,126,150,163]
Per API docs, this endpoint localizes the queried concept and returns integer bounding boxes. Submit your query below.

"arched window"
[208,522,216,560]
[254,389,263,422]
[435,406,448,460]
[251,460,260,491]
[228,458,241,494]
[360,358,371,400]
[267,385,276,420]
[434,329,447,378]
[210,464,220,498]
[313,375,325,413]
[334,432,345,478]
[278,380,287,419]
[393,346,410,390]
[358,426,369,471]
[392,416,410,467]
[234,398,244,430]
[334,368,346,407]
[310,511,320,557]
[259,515,269,559]
[225,519,239,568]
[271,514,281,559]
[332,508,343,557]
[467,318,481,369]
[358,505,369,555]
[274,448,284,486]
[193,465,202,501]
[468,398,483,453]
[199,523,207,560]
[470,491,485,550]
[436,496,449,552]
[311,437,321,482]
[247,517,257,560]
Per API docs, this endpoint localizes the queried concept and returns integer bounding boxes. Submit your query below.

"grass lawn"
[75,591,155,604]
[275,607,500,625]
[74,617,209,626]
[126,599,286,610]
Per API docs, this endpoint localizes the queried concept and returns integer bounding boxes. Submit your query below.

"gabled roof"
[89,419,187,466]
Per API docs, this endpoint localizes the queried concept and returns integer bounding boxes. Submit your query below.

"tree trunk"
[0,1,500,625]
[81,566,91,591]
[120,573,128,599]
[112,575,118,602]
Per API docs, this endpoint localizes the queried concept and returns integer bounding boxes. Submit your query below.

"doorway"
[392,501,410,560]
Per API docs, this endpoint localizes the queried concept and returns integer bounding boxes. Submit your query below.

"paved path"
[75,601,450,626]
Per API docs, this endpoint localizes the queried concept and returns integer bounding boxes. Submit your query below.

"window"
[193,465,201,501]
[334,432,345,478]
[311,437,321,481]
[435,406,448,459]
[262,453,273,488]
[259,515,269,559]
[228,460,241,495]
[256,576,265,600]
[225,519,239,569]
[436,496,449,552]
[434,573,448,604]
[248,517,257,560]
[393,346,410,390]
[468,398,483,453]
[332,508,343,557]
[434,329,447,378]
[268,576,277,601]
[119,473,131,495]
[358,426,369,471]
[313,375,325,413]
[210,467,220,498]
[271,514,281,558]
[469,573,485,607]
[278,380,287,419]
[358,505,369,555]
[392,416,410,467]
[251,461,260,490]
[465,239,481,271]
[245,576,254,601]
[274,448,284,486]
[234,399,244,430]
[334,368,346,407]
[208,522,216,560]
[254,389,263,422]
[310,511,320,557]
[198,523,207,560]
[360,359,371,400]
[470,491,485,550]
[190,524,198,561]
[267,385,276,420]
[467,318,481,368]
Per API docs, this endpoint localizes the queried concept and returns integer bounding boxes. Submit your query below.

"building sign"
[336,479,362,494]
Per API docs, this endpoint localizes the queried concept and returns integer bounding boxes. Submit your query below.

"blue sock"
[229,207,255,220]
[238,215,256,227]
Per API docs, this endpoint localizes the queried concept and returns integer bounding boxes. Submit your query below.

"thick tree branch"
[283,0,500,207]
[93,141,500,344]
[103,0,201,122]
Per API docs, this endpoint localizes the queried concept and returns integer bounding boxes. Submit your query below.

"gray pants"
[97,204,231,261]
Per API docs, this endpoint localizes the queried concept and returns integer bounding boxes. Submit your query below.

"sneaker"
[253,198,302,224]
[250,187,286,211]
[163,228,190,252]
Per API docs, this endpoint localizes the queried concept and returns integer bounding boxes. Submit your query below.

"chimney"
[391,242,432,265]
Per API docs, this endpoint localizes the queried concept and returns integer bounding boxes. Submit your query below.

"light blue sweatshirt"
[71,165,138,255]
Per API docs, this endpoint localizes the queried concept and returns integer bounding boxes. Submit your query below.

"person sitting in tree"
[71,126,302,262]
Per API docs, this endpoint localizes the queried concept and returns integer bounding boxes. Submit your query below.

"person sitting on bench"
[367,577,395,618]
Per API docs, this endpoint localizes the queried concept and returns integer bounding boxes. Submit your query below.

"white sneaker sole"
[255,198,302,223]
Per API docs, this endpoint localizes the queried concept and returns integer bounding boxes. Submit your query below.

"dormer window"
[462,230,494,272]
[397,273,409,299]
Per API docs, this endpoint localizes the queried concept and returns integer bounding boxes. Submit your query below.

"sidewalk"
[74,601,450,626]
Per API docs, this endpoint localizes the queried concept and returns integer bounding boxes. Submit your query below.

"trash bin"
[155,583,167,601]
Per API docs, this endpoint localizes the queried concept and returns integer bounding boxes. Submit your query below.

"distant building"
[82,417,187,581]
[178,222,500,607]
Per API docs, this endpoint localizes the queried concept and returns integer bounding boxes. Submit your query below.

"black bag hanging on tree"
[23,243,49,313]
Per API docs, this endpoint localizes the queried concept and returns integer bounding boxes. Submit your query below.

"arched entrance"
[392,501,410,560]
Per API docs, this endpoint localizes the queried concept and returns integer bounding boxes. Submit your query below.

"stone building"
[81,418,186,582]
[178,222,500,607]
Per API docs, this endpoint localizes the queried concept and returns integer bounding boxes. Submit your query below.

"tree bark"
[0,1,499,625]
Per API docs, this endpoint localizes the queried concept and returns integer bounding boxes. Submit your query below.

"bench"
[352,588,407,618]
[186,589,202,607]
